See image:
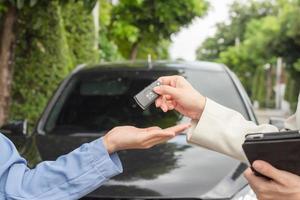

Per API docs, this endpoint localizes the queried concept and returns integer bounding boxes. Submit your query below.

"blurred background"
[0,0,299,127]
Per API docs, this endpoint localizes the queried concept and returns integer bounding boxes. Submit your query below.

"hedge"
[61,1,98,65]
[11,1,97,127]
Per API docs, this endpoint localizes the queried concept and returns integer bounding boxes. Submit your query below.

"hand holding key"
[153,76,206,120]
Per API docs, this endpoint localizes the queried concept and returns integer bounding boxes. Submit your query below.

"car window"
[44,68,249,135]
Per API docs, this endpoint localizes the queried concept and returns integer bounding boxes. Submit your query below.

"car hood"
[36,134,247,199]
[85,136,247,199]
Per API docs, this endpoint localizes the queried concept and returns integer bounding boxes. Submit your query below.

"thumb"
[154,85,180,98]
[252,160,285,183]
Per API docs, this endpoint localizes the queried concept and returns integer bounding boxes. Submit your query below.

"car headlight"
[232,185,257,200]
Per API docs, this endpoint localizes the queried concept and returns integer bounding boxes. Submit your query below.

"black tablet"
[242,130,300,176]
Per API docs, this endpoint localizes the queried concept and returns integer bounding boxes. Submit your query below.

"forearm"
[187,98,278,162]
[0,135,122,200]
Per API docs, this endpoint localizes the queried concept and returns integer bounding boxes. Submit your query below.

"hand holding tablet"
[243,130,300,177]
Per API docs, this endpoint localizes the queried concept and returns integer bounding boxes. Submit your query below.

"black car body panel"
[5,61,256,199]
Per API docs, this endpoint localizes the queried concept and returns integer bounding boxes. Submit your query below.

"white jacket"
[187,94,300,162]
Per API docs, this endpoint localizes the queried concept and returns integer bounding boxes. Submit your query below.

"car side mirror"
[269,117,285,130]
[0,120,28,136]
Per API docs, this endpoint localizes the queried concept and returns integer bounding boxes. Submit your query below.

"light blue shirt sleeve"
[0,133,123,200]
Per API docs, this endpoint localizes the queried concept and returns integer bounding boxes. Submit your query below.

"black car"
[3,61,258,199]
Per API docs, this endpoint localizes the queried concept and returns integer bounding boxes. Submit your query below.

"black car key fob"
[134,80,162,110]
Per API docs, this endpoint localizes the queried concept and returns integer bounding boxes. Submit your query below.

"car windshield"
[44,68,249,135]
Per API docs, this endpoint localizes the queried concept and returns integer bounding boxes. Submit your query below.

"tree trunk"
[130,40,140,61]
[0,6,17,126]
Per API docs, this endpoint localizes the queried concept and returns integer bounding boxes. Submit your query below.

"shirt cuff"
[88,137,123,179]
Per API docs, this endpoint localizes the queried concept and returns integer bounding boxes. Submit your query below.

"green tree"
[197,0,300,108]
[61,1,98,65]
[0,0,98,126]
[217,16,280,91]
[197,0,276,61]
[109,0,208,60]
[98,0,123,61]
[11,1,73,126]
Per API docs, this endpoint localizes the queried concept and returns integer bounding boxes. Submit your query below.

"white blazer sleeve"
[187,97,299,163]
[187,93,300,163]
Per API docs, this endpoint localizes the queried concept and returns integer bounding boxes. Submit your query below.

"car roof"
[81,60,226,72]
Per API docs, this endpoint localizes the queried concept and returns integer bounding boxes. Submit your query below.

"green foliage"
[0,0,97,9]
[99,28,123,61]
[10,0,98,126]
[11,1,73,126]
[97,0,208,61]
[197,0,300,108]
[98,0,123,61]
[251,66,265,105]
[137,39,170,60]
[108,0,208,59]
[77,0,97,12]
[197,0,276,61]
[294,59,300,72]
[218,46,253,93]
[0,2,6,13]
[61,1,98,65]
[251,66,275,107]
[217,15,280,91]
[0,0,39,8]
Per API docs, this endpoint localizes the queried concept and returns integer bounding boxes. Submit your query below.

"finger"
[156,95,173,107]
[252,160,285,183]
[153,85,179,98]
[145,126,161,131]
[171,100,177,109]
[161,104,168,112]
[163,101,175,112]
[143,134,175,147]
[146,130,175,140]
[156,97,170,112]
[165,94,173,100]
[160,97,169,112]
[244,167,269,191]
[162,95,167,104]
[164,123,191,134]
[155,97,162,107]
[164,100,175,110]
[160,97,175,112]
[167,101,175,110]
[157,76,180,86]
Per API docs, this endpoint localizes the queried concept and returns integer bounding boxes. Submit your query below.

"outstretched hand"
[103,123,191,154]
